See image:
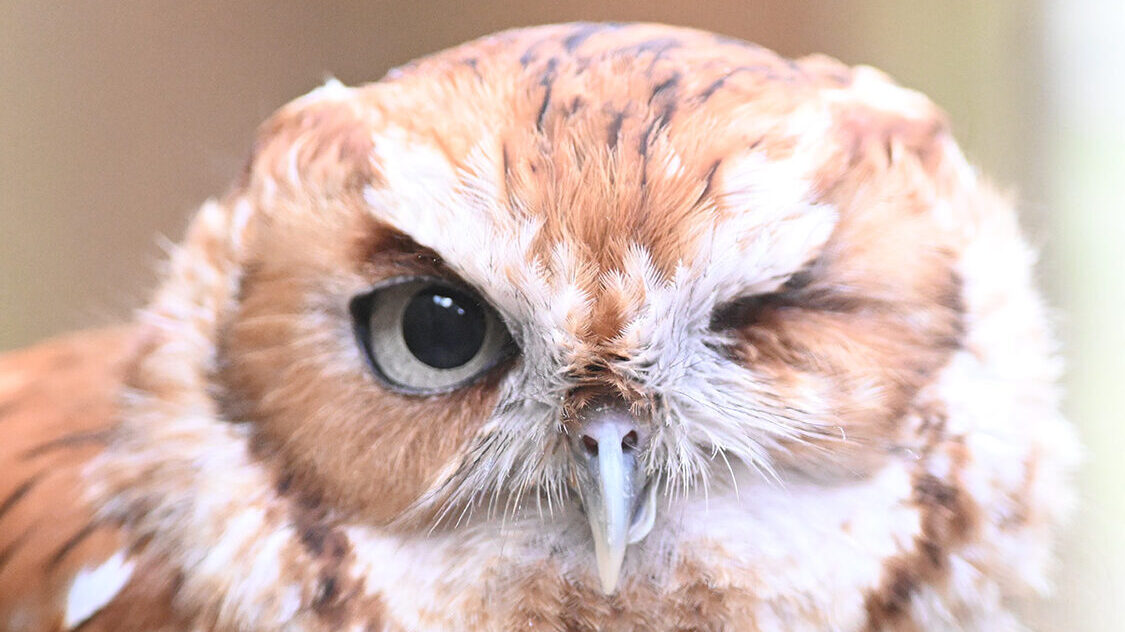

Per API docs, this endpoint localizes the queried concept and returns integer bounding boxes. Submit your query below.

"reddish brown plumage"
[0,329,176,630]
[0,22,1074,631]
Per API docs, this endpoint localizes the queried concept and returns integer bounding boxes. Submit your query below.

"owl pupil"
[401,286,486,369]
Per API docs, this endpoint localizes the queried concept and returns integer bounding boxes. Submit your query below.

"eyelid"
[710,261,821,331]
[709,293,777,331]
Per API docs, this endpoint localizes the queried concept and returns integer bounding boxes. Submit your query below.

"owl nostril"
[580,429,639,457]
[582,434,599,456]
[621,430,638,452]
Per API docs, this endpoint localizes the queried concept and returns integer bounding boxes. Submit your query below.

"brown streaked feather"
[0,22,1074,631]
[218,224,509,525]
[0,328,174,630]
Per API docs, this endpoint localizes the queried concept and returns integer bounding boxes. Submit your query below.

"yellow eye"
[350,278,515,394]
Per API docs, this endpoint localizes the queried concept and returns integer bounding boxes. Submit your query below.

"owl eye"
[350,278,515,393]
[709,293,775,331]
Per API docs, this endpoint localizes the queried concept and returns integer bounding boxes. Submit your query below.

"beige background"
[1,2,1120,630]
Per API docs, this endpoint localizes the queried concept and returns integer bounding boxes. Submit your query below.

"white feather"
[63,551,135,630]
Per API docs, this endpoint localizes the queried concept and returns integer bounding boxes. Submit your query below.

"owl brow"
[355,221,458,281]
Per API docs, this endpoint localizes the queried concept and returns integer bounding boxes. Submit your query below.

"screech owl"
[0,23,1078,631]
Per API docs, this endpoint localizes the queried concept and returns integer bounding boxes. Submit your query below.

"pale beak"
[572,404,657,595]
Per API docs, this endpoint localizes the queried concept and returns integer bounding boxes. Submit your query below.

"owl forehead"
[359,121,836,358]
[354,28,851,342]
[245,23,950,350]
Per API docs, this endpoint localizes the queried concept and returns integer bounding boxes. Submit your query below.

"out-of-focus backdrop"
[1,2,1120,629]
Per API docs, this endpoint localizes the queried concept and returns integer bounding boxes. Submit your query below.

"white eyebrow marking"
[708,144,838,304]
[63,550,135,630]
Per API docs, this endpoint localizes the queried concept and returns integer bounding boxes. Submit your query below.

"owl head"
[92,23,1074,627]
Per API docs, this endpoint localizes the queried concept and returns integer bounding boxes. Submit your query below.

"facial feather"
[18,22,1073,631]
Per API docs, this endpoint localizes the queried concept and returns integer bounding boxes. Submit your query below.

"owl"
[0,23,1078,631]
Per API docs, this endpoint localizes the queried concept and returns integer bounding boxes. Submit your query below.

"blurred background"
[1,2,1120,629]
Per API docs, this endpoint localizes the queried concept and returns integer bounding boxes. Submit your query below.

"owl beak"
[572,404,657,595]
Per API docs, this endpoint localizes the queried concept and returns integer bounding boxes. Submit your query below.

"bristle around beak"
[572,404,657,594]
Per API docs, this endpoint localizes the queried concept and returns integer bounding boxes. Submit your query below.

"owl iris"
[402,285,487,369]
[352,278,514,393]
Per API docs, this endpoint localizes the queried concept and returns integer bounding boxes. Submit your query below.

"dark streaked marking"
[275,471,294,496]
[48,522,98,570]
[0,527,31,574]
[863,445,977,631]
[648,72,681,105]
[637,99,677,188]
[696,159,722,205]
[939,270,967,334]
[312,573,339,615]
[640,101,676,152]
[535,58,559,133]
[300,523,331,557]
[869,566,916,626]
[460,57,482,81]
[275,454,354,619]
[20,429,112,459]
[785,57,806,78]
[0,473,43,524]
[652,98,675,131]
[519,38,552,68]
[294,500,347,563]
[698,66,766,101]
[914,472,975,537]
[563,23,612,52]
[295,503,353,622]
[606,110,626,150]
[698,78,727,102]
[566,96,585,116]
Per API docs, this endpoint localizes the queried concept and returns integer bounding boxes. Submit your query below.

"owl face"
[78,23,1073,630]
[213,24,965,591]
